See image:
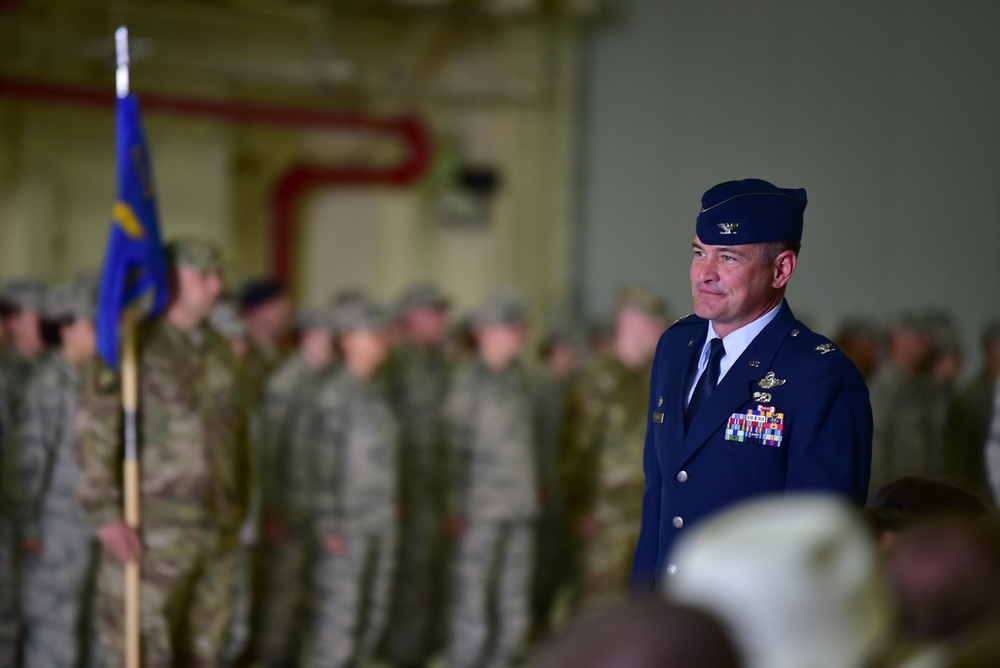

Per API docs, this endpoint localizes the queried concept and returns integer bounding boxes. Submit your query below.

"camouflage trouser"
[383,509,446,667]
[95,525,236,668]
[531,507,569,632]
[446,520,534,668]
[0,519,20,668]
[307,526,397,668]
[219,540,255,666]
[254,537,314,667]
[20,523,101,668]
[578,518,638,610]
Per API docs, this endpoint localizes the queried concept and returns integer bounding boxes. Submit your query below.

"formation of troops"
[0,236,998,667]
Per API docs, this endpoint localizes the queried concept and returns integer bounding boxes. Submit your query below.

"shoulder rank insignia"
[757,372,786,389]
[717,222,739,235]
[674,313,693,324]
[815,343,835,355]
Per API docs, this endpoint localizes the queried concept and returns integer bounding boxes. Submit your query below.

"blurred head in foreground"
[536,597,742,668]
[663,494,894,668]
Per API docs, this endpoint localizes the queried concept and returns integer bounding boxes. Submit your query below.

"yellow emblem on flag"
[112,201,145,239]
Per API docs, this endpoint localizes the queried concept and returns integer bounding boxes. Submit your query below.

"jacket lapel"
[677,302,796,468]
[667,327,705,447]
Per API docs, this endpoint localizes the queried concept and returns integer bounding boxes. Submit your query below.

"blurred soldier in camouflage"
[445,292,537,668]
[869,313,938,495]
[298,298,398,668]
[0,278,47,666]
[564,285,668,610]
[253,308,336,668]
[209,299,250,359]
[222,280,291,667]
[946,322,1000,499]
[15,278,101,668]
[238,279,292,390]
[77,238,250,668]
[382,284,451,668]
[530,326,581,637]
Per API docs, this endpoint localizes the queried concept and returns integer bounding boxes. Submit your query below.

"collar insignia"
[757,372,786,390]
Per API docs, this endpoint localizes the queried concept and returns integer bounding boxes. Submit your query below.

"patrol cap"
[42,278,96,321]
[616,284,670,321]
[330,298,389,334]
[0,279,47,312]
[886,311,932,337]
[397,283,450,312]
[208,300,247,339]
[165,237,223,272]
[296,307,336,332]
[238,279,285,311]
[329,288,368,309]
[541,321,582,347]
[665,494,893,668]
[467,292,527,328]
[696,179,807,245]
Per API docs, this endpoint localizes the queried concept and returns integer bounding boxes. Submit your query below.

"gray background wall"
[579,0,1000,370]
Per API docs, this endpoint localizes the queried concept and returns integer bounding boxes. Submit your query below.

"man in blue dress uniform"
[630,178,873,592]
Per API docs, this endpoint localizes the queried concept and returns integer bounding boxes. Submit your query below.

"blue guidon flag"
[95,92,169,369]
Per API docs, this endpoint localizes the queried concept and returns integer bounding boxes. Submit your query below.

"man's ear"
[772,251,797,290]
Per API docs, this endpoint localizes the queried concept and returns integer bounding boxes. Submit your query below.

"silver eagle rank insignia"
[717,222,739,235]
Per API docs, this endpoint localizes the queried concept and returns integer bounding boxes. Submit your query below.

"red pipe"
[0,76,433,282]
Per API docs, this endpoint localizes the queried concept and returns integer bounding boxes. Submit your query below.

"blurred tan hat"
[663,494,895,668]
[616,284,670,321]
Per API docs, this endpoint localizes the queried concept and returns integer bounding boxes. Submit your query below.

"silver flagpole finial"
[115,26,130,99]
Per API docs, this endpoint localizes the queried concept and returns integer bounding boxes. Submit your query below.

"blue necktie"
[686,337,725,428]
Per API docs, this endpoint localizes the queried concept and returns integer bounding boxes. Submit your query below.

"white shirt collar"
[692,302,783,394]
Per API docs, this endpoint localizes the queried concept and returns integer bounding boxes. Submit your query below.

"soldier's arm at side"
[443,367,475,536]
[76,364,126,526]
[310,387,348,551]
[13,371,57,548]
[785,356,873,504]
[630,340,666,594]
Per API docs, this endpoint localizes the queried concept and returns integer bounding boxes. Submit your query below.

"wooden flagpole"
[116,26,142,668]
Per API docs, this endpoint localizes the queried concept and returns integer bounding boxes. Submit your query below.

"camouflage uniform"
[529,366,573,634]
[300,365,399,668]
[945,370,996,498]
[253,350,331,667]
[15,352,100,668]
[445,358,538,668]
[77,315,249,668]
[0,278,47,667]
[564,356,652,609]
[0,346,38,666]
[868,362,939,495]
[220,339,279,666]
[382,340,450,667]
[987,378,1000,504]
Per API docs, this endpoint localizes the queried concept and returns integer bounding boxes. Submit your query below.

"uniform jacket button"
[672,516,684,529]
[676,470,688,483]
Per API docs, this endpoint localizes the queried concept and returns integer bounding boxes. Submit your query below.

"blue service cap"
[696,179,807,245]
